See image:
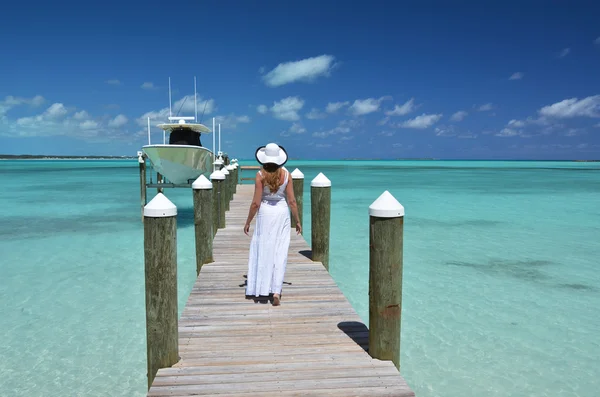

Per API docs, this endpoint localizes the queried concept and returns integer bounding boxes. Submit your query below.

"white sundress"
[246,170,291,297]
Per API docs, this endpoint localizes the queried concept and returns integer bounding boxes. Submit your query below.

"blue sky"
[1,0,599,160]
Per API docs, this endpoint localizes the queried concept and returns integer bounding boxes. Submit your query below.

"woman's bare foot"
[272,294,281,306]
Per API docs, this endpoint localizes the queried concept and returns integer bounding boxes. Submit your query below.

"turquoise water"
[1,159,599,397]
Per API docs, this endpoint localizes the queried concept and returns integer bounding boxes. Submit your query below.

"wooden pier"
[147,184,414,396]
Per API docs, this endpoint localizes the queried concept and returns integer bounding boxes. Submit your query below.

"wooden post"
[368,191,405,371]
[226,164,235,202]
[192,175,213,274]
[291,168,304,229]
[232,162,239,190]
[221,166,230,211]
[310,172,331,271]
[156,172,164,193]
[143,193,179,389]
[138,151,147,221]
[210,170,226,230]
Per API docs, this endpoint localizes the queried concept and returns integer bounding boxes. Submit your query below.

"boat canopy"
[157,118,212,134]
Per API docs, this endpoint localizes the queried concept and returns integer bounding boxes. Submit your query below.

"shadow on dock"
[298,249,312,259]
[338,321,369,353]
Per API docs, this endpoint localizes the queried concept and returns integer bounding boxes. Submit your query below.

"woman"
[244,143,302,306]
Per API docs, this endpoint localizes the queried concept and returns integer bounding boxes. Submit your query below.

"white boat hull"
[142,144,214,184]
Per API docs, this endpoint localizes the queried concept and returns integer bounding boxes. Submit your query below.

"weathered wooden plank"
[147,184,414,397]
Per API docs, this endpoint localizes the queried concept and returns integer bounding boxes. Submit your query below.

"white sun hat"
[255,143,288,166]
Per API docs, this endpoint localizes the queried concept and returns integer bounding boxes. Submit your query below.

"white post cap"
[369,191,405,218]
[221,167,230,175]
[226,164,235,171]
[144,193,177,217]
[213,158,224,165]
[311,172,331,187]
[291,168,304,179]
[192,174,212,190]
[210,170,225,181]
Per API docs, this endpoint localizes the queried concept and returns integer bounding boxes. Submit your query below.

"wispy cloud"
[141,82,156,90]
[106,79,121,86]
[450,110,468,122]
[280,122,306,137]
[478,103,494,111]
[108,114,128,127]
[325,101,349,113]
[538,95,600,118]
[268,96,305,121]
[509,72,524,80]
[257,104,268,114]
[262,55,337,87]
[558,48,570,58]
[595,37,600,45]
[399,113,442,129]
[385,98,416,116]
[348,96,391,116]
[305,108,327,119]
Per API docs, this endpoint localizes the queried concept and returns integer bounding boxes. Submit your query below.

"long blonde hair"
[262,164,282,193]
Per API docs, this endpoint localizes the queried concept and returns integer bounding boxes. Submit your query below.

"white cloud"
[1,95,45,121]
[538,95,600,118]
[257,104,268,114]
[312,119,353,138]
[137,94,216,126]
[326,101,349,113]
[435,125,456,137]
[80,120,99,130]
[262,55,337,87]
[339,136,354,141]
[108,114,128,127]
[399,113,442,129]
[595,37,600,45]
[269,96,305,121]
[507,119,525,128]
[316,143,332,148]
[141,82,156,90]
[450,111,468,121]
[2,99,131,141]
[280,122,306,137]
[73,110,90,120]
[348,96,391,116]
[385,98,416,116]
[306,108,327,119]
[509,72,524,80]
[213,114,251,129]
[106,79,121,85]
[496,128,519,137]
[558,48,570,58]
[478,103,494,111]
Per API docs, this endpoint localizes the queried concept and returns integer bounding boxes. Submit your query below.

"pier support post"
[210,170,226,231]
[226,164,235,201]
[192,175,213,274]
[311,172,331,271]
[221,166,230,211]
[232,161,239,190]
[138,151,147,222]
[156,172,164,193]
[368,191,405,371]
[143,193,179,389]
[291,168,304,229]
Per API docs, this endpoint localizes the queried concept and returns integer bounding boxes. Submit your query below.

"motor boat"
[142,117,213,184]
[141,78,214,184]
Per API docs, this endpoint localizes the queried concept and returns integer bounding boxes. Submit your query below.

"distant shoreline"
[1,155,598,162]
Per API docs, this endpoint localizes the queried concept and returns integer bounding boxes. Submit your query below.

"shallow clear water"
[1,159,599,397]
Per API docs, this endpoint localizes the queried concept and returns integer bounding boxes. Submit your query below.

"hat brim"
[255,145,288,166]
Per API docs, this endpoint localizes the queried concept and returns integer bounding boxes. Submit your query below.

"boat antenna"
[168,77,172,118]
[212,117,216,172]
[194,76,198,122]
[199,99,208,124]
[175,96,187,117]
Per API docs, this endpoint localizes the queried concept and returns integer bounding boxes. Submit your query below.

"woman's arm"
[285,171,301,233]
[244,172,263,235]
